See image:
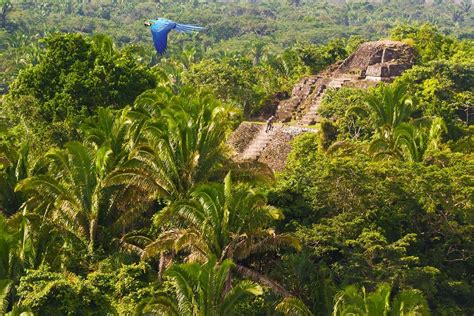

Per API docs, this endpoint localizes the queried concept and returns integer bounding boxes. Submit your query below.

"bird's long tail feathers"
[175,23,206,33]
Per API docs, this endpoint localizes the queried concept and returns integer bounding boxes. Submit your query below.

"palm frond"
[276,297,313,316]
[234,233,301,261]
[220,280,263,315]
[0,279,12,313]
[391,289,430,316]
[235,264,291,297]
[134,296,180,316]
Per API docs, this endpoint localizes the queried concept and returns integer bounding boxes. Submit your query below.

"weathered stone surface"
[258,129,294,171]
[336,40,415,80]
[258,126,317,171]
[366,64,389,77]
[228,122,261,154]
[275,76,319,122]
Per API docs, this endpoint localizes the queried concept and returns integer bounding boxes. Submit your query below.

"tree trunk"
[235,264,292,297]
[223,271,232,295]
[89,218,97,254]
[158,252,173,280]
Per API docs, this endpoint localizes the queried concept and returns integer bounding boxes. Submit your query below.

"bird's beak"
[144,21,151,27]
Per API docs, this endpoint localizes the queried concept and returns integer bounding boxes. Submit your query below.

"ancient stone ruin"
[335,40,415,81]
[229,40,415,171]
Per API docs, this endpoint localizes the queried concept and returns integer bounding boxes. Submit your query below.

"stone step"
[298,87,327,125]
[240,127,281,160]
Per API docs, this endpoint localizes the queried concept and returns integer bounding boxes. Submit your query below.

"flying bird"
[144,18,205,55]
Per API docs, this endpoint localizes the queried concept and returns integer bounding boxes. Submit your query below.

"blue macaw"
[144,18,205,55]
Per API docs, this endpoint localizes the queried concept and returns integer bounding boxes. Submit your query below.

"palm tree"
[16,142,110,255]
[0,142,45,216]
[136,256,262,316]
[350,84,414,141]
[106,87,236,201]
[332,283,430,316]
[0,214,37,313]
[0,205,71,313]
[17,133,152,257]
[393,117,446,162]
[140,172,299,297]
[82,107,132,175]
[369,117,447,162]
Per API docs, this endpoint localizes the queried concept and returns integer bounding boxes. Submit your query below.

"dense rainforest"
[0,0,473,315]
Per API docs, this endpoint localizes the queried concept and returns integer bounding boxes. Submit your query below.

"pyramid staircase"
[299,88,326,126]
[298,76,352,126]
[275,76,320,123]
[241,125,281,160]
[238,75,352,162]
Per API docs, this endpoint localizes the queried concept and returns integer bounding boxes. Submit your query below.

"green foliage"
[272,139,474,313]
[87,261,159,315]
[293,39,348,74]
[352,83,414,140]
[0,5,472,315]
[271,253,336,315]
[276,296,314,316]
[332,283,430,316]
[391,24,455,63]
[16,142,108,255]
[184,58,260,114]
[318,120,338,151]
[17,267,113,315]
[319,87,372,140]
[392,117,447,162]
[394,60,474,139]
[106,86,236,200]
[8,33,155,122]
[142,172,298,296]
[0,142,36,215]
[137,256,262,316]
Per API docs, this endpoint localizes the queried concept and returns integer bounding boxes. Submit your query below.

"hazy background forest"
[0,0,473,315]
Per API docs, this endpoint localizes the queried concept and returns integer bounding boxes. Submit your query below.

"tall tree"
[8,33,155,122]
[141,173,299,297]
[364,84,414,140]
[137,256,262,316]
[369,117,447,161]
[106,87,236,200]
[17,142,115,255]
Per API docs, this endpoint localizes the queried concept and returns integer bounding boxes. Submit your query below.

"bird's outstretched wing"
[148,18,205,55]
[150,19,175,55]
[175,23,206,33]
